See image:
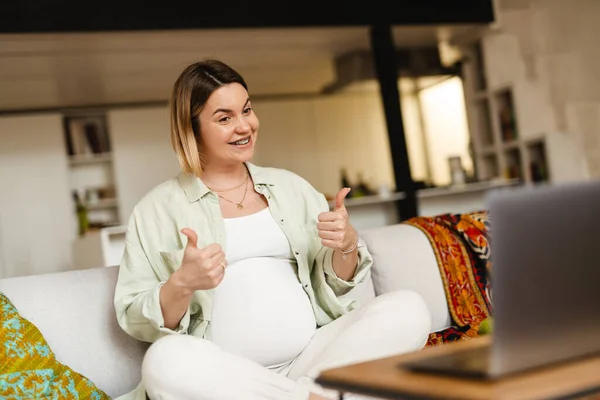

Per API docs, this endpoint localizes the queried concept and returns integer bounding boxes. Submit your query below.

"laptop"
[403,180,600,380]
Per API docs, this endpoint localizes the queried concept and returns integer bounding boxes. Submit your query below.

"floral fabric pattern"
[0,292,109,399]
[404,210,493,346]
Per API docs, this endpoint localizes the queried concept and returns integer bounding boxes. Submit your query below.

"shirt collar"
[178,162,274,203]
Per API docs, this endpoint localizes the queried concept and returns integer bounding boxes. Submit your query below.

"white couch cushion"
[0,266,147,398]
[360,224,452,333]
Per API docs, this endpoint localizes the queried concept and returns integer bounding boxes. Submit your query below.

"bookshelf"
[462,42,551,185]
[68,152,113,166]
[63,113,120,234]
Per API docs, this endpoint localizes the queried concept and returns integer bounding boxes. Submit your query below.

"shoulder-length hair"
[169,59,248,176]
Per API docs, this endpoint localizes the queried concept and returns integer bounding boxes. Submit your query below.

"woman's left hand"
[317,188,357,251]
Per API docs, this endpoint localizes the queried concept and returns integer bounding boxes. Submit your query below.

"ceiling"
[0,24,487,112]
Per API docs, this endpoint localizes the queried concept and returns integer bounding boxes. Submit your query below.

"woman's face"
[197,82,259,167]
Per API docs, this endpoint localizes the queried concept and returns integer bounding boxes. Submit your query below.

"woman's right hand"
[170,227,227,293]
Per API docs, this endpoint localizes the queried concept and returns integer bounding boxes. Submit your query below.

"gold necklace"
[215,179,249,210]
[206,170,249,192]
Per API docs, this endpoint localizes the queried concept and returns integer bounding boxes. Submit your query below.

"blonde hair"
[169,60,248,176]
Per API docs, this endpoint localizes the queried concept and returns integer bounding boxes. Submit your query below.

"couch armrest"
[360,224,452,333]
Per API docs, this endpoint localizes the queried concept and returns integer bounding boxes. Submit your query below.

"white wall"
[108,107,180,224]
[253,91,396,197]
[0,114,74,278]
[309,92,395,196]
[251,99,320,187]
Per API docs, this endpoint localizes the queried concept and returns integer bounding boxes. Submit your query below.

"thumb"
[334,187,351,211]
[181,228,198,249]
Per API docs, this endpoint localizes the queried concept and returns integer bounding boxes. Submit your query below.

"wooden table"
[315,336,600,400]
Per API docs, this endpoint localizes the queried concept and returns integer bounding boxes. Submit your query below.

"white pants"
[142,290,431,400]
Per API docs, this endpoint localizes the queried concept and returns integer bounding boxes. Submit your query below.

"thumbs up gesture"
[317,188,357,251]
[175,228,227,292]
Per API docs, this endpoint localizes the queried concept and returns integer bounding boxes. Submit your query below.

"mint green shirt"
[114,163,373,345]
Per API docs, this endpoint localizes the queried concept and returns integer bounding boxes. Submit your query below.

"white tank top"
[210,208,317,367]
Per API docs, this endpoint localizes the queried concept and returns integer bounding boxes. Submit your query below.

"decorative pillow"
[404,210,493,347]
[0,292,110,399]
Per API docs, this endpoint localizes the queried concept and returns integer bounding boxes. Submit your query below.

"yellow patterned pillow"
[0,292,110,399]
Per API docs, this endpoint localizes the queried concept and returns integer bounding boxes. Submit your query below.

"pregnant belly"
[210,257,317,367]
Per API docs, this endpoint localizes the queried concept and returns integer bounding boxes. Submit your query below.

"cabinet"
[72,225,126,269]
[0,114,73,278]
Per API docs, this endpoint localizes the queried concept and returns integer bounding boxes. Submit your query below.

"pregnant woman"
[114,59,431,400]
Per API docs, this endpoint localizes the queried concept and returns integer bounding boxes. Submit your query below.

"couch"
[0,223,452,399]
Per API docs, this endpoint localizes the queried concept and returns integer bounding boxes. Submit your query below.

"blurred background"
[0,0,597,278]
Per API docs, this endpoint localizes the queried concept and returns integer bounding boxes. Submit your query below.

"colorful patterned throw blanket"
[404,211,493,347]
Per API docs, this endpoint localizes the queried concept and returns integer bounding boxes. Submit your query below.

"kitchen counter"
[326,179,521,230]
[417,179,521,199]
[327,191,406,209]
[417,179,521,216]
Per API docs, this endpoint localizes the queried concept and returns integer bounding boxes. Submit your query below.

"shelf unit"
[461,42,551,184]
[63,112,121,234]
[68,152,113,166]
[86,198,119,211]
